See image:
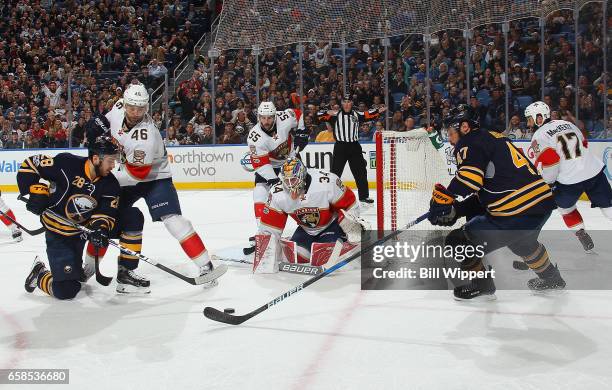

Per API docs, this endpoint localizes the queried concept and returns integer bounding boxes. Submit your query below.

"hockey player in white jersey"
[95,82,221,290]
[526,101,612,251]
[0,192,22,242]
[244,101,308,253]
[253,158,368,272]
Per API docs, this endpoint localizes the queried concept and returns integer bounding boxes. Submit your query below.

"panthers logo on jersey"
[269,134,293,160]
[65,194,98,223]
[295,207,320,228]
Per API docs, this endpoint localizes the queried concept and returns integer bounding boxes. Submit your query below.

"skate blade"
[529,287,567,296]
[201,279,219,289]
[453,293,497,302]
[116,283,151,295]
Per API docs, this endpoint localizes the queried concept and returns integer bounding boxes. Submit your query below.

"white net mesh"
[213,0,595,49]
[378,129,455,231]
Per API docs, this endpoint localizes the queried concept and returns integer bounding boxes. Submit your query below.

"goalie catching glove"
[338,209,370,243]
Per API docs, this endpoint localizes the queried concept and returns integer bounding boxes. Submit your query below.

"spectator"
[403,117,416,132]
[23,132,39,149]
[4,131,21,149]
[315,122,335,142]
[218,122,241,144]
[504,115,530,140]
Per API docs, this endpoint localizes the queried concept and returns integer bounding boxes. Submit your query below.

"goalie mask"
[281,157,307,199]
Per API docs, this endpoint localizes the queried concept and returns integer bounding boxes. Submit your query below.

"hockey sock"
[162,214,210,267]
[0,209,16,228]
[37,271,53,296]
[560,207,584,230]
[86,242,108,261]
[522,243,555,278]
[118,232,142,270]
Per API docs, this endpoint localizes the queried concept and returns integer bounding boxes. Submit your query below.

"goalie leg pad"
[253,234,280,273]
[280,239,297,263]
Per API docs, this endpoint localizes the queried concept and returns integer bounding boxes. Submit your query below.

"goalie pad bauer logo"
[295,207,320,228]
[65,194,97,223]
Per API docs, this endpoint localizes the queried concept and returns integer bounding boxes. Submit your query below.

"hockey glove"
[88,219,110,249]
[293,128,310,151]
[428,183,458,226]
[26,184,50,216]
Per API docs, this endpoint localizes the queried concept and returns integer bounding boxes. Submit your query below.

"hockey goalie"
[253,157,369,273]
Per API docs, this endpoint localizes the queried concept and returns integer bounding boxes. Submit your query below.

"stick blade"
[194,264,228,285]
[203,307,248,325]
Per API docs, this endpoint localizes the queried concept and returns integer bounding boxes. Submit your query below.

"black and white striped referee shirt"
[317,108,381,142]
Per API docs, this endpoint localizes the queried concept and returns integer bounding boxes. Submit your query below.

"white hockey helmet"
[257,101,277,118]
[524,101,550,126]
[123,83,149,107]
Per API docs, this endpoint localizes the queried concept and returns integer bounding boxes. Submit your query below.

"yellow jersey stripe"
[459,165,484,176]
[490,185,551,212]
[455,176,481,191]
[458,170,484,186]
[488,192,553,217]
[488,179,546,208]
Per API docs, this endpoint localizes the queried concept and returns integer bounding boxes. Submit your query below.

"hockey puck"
[224,308,235,314]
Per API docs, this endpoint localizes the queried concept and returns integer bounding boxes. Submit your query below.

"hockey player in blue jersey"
[428,106,566,300]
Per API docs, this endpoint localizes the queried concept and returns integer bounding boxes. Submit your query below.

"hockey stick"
[17,196,227,286]
[203,212,429,325]
[0,209,45,235]
[15,196,112,284]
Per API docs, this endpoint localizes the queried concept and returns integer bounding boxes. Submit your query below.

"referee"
[318,95,386,203]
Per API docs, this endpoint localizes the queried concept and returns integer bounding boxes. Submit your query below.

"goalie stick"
[18,195,226,286]
[211,255,324,276]
[203,213,428,325]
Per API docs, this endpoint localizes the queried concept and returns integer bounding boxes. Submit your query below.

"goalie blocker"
[254,158,368,273]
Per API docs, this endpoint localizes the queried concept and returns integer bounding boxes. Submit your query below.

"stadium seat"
[515,96,533,112]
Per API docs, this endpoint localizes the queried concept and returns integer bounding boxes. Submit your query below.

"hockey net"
[376,128,454,232]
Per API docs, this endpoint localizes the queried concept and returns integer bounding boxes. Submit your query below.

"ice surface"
[1,190,611,390]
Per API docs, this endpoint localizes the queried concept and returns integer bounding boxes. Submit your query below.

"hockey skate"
[25,257,46,293]
[453,267,496,301]
[11,228,23,243]
[243,235,256,255]
[527,265,566,292]
[198,262,219,288]
[116,265,151,294]
[575,229,594,252]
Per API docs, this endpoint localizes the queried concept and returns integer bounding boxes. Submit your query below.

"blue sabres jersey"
[17,153,120,236]
[448,130,555,217]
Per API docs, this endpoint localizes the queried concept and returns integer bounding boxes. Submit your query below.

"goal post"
[376,128,455,233]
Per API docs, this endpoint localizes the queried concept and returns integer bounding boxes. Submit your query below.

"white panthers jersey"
[247,108,304,181]
[531,119,604,185]
[259,169,357,236]
[106,99,172,185]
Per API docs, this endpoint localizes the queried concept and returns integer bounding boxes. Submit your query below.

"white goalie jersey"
[531,119,604,185]
[258,169,358,236]
[106,99,172,185]
[247,108,304,181]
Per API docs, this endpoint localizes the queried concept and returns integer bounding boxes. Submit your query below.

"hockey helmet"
[257,101,277,118]
[123,83,149,107]
[524,101,550,128]
[88,134,118,158]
